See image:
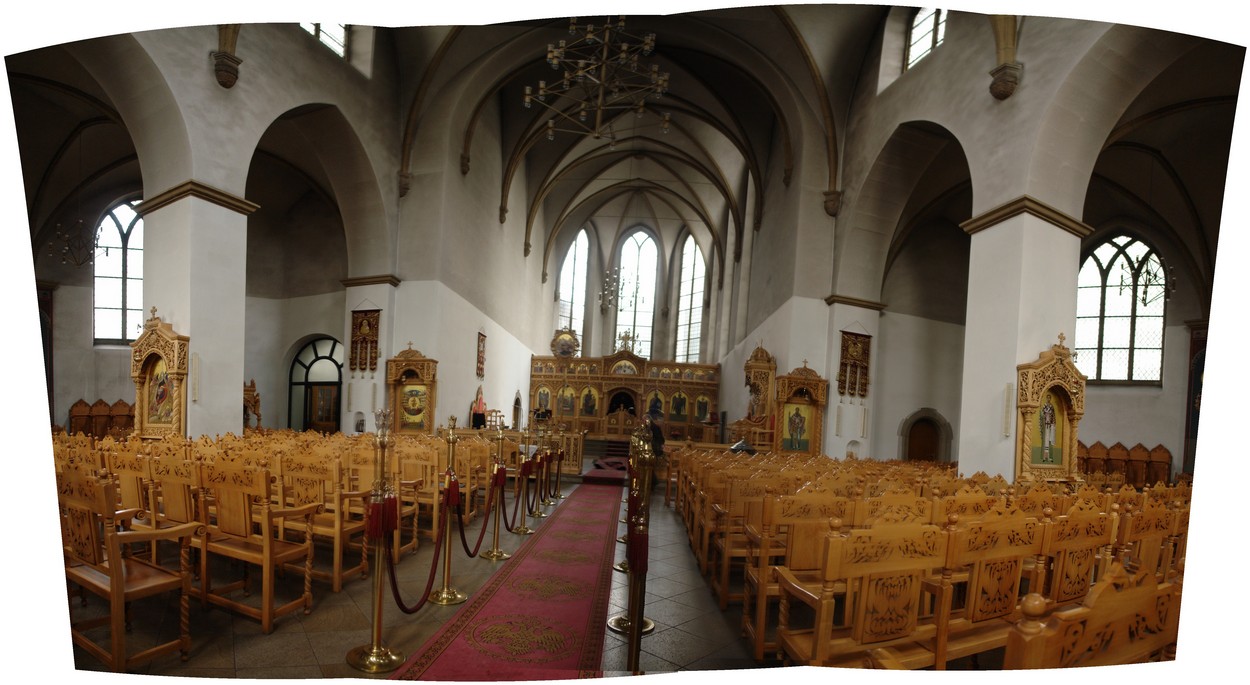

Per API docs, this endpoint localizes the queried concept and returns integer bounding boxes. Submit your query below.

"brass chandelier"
[524,16,671,144]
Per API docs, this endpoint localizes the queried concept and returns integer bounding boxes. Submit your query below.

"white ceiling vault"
[389,6,888,287]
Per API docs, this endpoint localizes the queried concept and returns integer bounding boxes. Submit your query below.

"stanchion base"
[617,535,627,544]
[513,525,535,535]
[530,510,548,519]
[346,644,406,673]
[605,614,655,636]
[481,548,512,560]
[429,587,468,605]
[614,560,630,573]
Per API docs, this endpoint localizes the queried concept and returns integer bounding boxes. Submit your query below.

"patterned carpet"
[392,483,623,681]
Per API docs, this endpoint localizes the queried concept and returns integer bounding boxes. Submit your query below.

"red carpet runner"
[392,483,623,681]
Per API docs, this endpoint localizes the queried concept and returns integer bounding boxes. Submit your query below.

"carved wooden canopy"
[386,344,439,434]
[773,362,829,455]
[129,309,190,439]
[1015,334,1087,482]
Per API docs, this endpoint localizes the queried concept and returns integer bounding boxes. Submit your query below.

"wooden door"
[907,418,939,461]
[306,384,340,433]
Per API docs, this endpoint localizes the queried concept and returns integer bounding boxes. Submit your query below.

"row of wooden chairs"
[769,501,1184,669]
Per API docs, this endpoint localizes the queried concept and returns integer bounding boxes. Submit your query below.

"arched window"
[615,230,657,358]
[1074,234,1168,382]
[675,235,705,363]
[300,23,349,57]
[905,8,946,70]
[93,199,143,343]
[288,337,344,432]
[555,229,588,341]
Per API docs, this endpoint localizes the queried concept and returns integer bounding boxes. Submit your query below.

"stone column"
[955,196,1090,478]
[138,181,258,440]
[342,276,401,433]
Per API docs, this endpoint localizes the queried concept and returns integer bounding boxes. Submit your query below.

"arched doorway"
[898,408,953,462]
[607,390,637,415]
[907,418,940,461]
[288,337,344,432]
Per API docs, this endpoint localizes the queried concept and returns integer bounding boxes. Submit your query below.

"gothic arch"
[897,407,954,463]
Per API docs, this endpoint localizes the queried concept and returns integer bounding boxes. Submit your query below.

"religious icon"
[781,403,811,451]
[581,388,598,416]
[696,395,710,422]
[401,384,427,429]
[669,392,688,422]
[146,357,172,425]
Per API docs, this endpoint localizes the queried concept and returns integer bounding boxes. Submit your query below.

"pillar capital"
[961,195,1092,239]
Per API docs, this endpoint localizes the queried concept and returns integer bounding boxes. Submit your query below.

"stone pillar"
[342,276,401,433]
[825,297,884,460]
[955,197,1090,478]
[138,181,258,440]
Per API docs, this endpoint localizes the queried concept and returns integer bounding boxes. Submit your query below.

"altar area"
[528,329,722,443]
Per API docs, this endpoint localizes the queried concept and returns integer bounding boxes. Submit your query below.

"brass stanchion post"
[514,425,536,535]
[531,426,550,517]
[607,416,656,654]
[429,416,467,605]
[481,427,511,560]
[555,425,568,499]
[347,409,405,673]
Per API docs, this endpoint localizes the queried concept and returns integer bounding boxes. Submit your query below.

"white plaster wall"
[243,291,346,432]
[48,285,135,427]
[718,295,831,446]
[391,280,538,431]
[1078,325,1191,475]
[871,311,965,461]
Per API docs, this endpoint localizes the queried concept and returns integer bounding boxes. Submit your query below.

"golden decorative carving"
[837,332,871,398]
[130,308,189,440]
[1015,333,1086,483]
[386,343,438,435]
[350,309,381,376]
[773,361,828,456]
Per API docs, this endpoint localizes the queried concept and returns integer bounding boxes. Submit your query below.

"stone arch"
[835,120,970,303]
[897,407,954,463]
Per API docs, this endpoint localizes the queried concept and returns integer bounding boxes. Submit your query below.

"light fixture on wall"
[46,131,102,267]
[523,16,671,146]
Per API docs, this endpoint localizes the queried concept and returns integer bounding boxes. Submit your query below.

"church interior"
[6,1,1247,679]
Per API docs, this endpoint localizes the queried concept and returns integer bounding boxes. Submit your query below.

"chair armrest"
[114,521,203,544]
[776,566,821,608]
[268,502,324,520]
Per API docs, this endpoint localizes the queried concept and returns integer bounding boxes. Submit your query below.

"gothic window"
[555,229,588,341]
[1074,234,1168,382]
[675,235,705,363]
[301,23,349,57]
[615,230,657,359]
[905,8,946,70]
[93,199,143,343]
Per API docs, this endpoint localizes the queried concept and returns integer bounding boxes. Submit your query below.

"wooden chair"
[775,523,948,668]
[277,455,370,592]
[710,474,796,610]
[198,461,320,633]
[1032,507,1116,605]
[926,512,1045,669]
[1115,503,1178,582]
[1003,560,1179,668]
[58,466,200,672]
[742,492,854,662]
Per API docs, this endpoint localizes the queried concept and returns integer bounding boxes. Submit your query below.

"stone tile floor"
[64,479,768,680]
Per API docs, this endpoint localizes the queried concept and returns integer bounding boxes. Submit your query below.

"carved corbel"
[398,171,411,197]
[988,16,1023,100]
[500,206,509,224]
[212,25,243,88]
[460,153,471,175]
[823,190,842,217]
